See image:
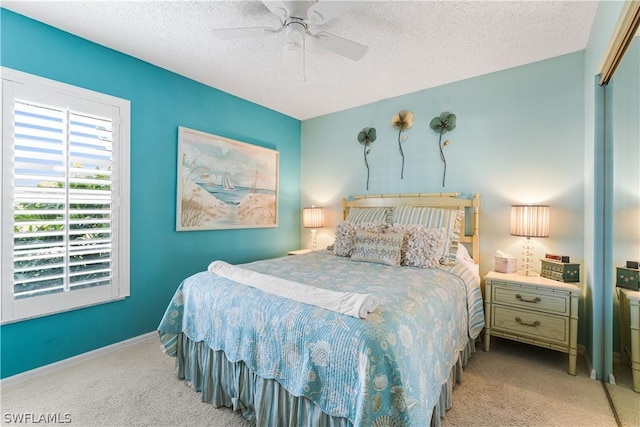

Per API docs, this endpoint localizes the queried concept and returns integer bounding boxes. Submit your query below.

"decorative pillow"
[333,222,385,256]
[332,222,446,268]
[402,226,448,269]
[346,207,394,224]
[392,206,464,264]
[447,208,464,264]
[351,229,405,266]
[332,222,357,256]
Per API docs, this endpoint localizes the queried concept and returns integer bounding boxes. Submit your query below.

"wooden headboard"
[342,192,480,263]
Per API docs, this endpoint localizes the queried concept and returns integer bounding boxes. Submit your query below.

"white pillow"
[456,244,474,263]
[456,243,480,279]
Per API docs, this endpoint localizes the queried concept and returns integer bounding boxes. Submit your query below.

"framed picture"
[176,126,279,231]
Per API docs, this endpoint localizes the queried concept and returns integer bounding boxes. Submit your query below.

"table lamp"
[303,206,324,250]
[510,204,550,276]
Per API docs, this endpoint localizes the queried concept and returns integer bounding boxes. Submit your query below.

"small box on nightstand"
[540,259,580,282]
[616,266,640,290]
[494,256,517,273]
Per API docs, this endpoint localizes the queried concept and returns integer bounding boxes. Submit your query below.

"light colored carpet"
[1,335,635,427]
[1,338,252,427]
[608,362,640,427]
[441,339,628,427]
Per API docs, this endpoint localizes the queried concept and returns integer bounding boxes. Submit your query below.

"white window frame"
[1,67,130,324]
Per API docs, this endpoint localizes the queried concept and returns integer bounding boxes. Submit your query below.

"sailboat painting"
[176,126,279,231]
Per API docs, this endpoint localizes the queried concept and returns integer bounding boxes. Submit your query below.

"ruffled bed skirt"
[175,333,476,427]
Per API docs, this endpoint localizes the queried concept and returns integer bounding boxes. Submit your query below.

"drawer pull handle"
[515,317,541,327]
[515,294,541,303]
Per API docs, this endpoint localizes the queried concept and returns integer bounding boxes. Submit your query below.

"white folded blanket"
[208,260,378,319]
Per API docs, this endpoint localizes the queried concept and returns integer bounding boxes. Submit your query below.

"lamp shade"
[510,205,550,238]
[303,206,324,229]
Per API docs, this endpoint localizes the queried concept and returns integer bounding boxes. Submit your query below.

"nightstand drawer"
[492,285,569,315]
[492,306,568,345]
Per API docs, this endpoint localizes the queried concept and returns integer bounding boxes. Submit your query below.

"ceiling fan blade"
[212,27,278,40]
[312,31,368,61]
[307,1,358,25]
[261,1,288,21]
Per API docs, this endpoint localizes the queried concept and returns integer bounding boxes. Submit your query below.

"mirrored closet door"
[601,2,640,425]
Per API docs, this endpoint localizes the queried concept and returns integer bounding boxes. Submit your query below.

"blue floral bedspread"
[158,250,484,426]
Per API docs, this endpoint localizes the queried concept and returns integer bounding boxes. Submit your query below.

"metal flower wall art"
[429,112,457,187]
[391,110,414,179]
[357,127,377,190]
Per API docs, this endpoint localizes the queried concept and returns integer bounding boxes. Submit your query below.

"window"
[1,68,130,323]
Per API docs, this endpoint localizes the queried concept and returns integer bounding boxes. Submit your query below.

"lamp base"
[310,229,317,251]
[517,237,538,277]
[517,269,539,277]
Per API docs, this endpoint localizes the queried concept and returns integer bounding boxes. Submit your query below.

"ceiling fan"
[212,1,369,62]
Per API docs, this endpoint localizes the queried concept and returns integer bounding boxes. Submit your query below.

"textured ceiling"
[2,1,599,120]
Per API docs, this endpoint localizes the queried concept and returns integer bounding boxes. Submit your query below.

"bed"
[158,192,483,426]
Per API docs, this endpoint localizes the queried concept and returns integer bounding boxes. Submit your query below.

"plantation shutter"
[12,100,114,299]
[2,69,130,322]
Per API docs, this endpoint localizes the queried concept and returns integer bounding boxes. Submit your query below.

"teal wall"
[0,9,301,378]
[583,0,627,380]
[302,52,587,343]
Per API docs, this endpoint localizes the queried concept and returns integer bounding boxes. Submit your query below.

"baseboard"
[1,331,158,388]
[608,351,622,385]
[579,346,623,382]
[577,344,596,380]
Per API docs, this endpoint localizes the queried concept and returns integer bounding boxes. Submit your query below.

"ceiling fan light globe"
[285,21,306,43]
[285,41,301,51]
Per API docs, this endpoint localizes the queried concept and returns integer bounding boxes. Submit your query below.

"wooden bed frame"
[342,192,480,263]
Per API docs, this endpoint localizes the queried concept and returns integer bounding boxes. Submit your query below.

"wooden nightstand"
[484,271,581,375]
[618,287,640,392]
[287,249,313,256]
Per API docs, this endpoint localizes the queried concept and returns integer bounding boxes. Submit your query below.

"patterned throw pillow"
[402,226,448,269]
[393,206,464,264]
[346,207,394,224]
[333,222,386,256]
[333,222,357,256]
[351,230,405,267]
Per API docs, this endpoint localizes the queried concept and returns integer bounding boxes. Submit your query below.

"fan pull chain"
[302,35,306,82]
